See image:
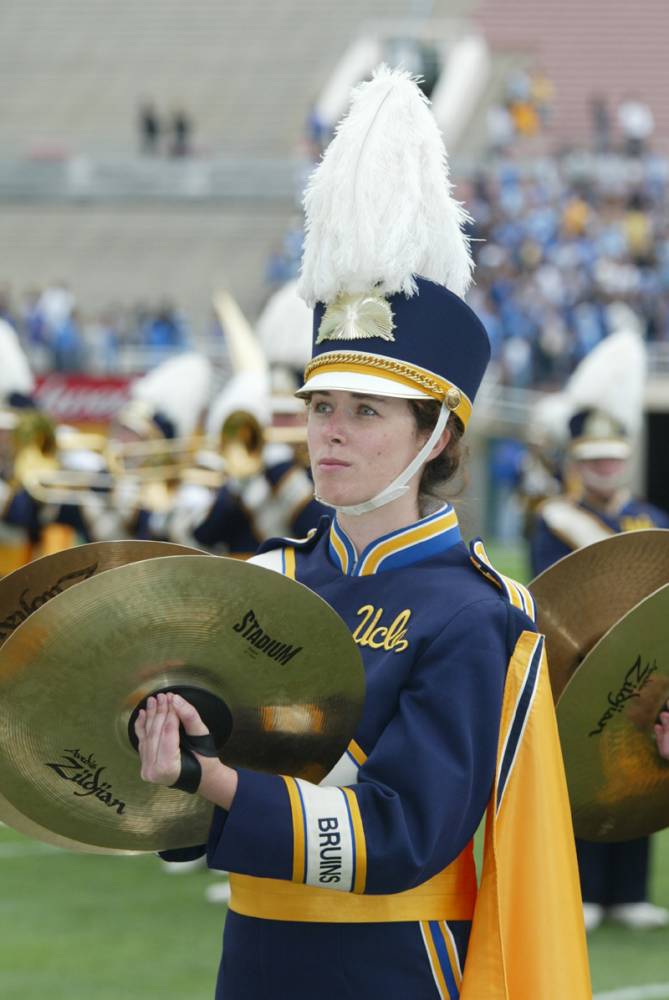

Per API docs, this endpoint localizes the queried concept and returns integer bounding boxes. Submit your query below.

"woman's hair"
[408,399,466,511]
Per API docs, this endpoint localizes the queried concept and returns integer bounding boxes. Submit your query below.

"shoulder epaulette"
[468,538,536,622]
[251,522,325,579]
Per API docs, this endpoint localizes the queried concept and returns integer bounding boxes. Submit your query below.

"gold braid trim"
[303,352,472,426]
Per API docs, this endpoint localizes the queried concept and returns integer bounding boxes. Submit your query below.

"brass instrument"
[3,283,309,509]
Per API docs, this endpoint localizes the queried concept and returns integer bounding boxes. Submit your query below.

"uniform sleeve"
[529,514,571,576]
[193,488,248,550]
[207,597,518,895]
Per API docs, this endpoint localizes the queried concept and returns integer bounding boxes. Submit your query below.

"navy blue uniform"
[165,503,542,998]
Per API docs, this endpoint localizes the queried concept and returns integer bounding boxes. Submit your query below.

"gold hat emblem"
[316,291,395,344]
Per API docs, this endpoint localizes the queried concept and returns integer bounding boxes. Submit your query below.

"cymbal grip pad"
[171,731,219,794]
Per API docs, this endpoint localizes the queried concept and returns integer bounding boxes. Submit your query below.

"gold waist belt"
[229,847,477,923]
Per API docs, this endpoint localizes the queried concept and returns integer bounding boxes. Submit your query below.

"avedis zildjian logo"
[45,748,127,814]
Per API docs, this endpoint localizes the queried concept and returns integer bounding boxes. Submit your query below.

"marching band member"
[0,319,77,565]
[135,67,590,998]
[61,351,213,544]
[151,294,324,557]
[530,310,669,932]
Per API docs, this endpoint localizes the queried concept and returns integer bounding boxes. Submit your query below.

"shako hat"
[566,304,646,461]
[295,65,490,432]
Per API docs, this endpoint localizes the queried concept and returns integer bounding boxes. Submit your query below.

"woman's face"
[307,390,426,507]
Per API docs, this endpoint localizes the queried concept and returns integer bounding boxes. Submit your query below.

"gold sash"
[229,842,476,923]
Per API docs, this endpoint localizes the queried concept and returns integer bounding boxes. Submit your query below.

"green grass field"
[1,823,668,999]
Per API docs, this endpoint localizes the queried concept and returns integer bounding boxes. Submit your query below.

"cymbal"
[0,556,364,854]
[0,539,206,648]
[529,529,669,702]
[557,583,669,842]
[0,540,208,854]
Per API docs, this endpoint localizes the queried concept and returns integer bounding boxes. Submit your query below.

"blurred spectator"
[486,103,515,156]
[530,67,555,127]
[52,309,85,372]
[138,100,161,155]
[304,104,329,161]
[38,280,75,335]
[590,95,611,154]
[141,300,188,350]
[617,94,655,157]
[169,108,193,157]
[19,288,47,352]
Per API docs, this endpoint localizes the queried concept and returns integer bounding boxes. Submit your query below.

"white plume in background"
[131,352,213,438]
[529,392,573,449]
[255,280,313,370]
[0,318,35,401]
[566,327,647,438]
[298,64,473,308]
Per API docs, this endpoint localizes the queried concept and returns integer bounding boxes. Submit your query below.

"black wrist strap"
[170,731,219,794]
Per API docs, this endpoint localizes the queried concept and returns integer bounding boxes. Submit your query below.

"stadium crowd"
[464,151,669,388]
[0,281,193,374]
[267,148,669,391]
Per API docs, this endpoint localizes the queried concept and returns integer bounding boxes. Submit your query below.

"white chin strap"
[316,401,449,517]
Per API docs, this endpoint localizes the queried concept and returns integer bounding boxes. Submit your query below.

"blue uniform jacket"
[166,503,538,905]
[531,493,669,576]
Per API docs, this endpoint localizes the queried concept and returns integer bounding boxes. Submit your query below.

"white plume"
[529,392,572,448]
[0,319,34,402]
[298,64,473,307]
[131,352,213,438]
[566,329,647,437]
[213,290,268,378]
[255,280,313,370]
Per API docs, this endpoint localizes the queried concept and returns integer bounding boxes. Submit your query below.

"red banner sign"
[34,374,134,425]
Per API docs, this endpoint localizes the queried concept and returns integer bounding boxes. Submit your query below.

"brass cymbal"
[529,529,669,702]
[0,539,206,648]
[0,540,208,854]
[0,556,364,854]
[557,583,669,842]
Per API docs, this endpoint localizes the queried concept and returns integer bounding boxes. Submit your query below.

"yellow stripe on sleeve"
[341,786,367,894]
[347,739,368,767]
[502,575,525,610]
[283,546,296,580]
[282,775,306,882]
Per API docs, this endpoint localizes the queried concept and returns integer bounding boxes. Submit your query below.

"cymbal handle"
[171,730,220,794]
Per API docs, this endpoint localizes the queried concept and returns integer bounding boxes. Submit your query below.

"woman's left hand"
[654,700,669,761]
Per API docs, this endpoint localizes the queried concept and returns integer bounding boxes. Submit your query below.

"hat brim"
[570,440,630,460]
[295,370,431,400]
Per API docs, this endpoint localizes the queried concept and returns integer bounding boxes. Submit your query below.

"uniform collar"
[328,503,461,576]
